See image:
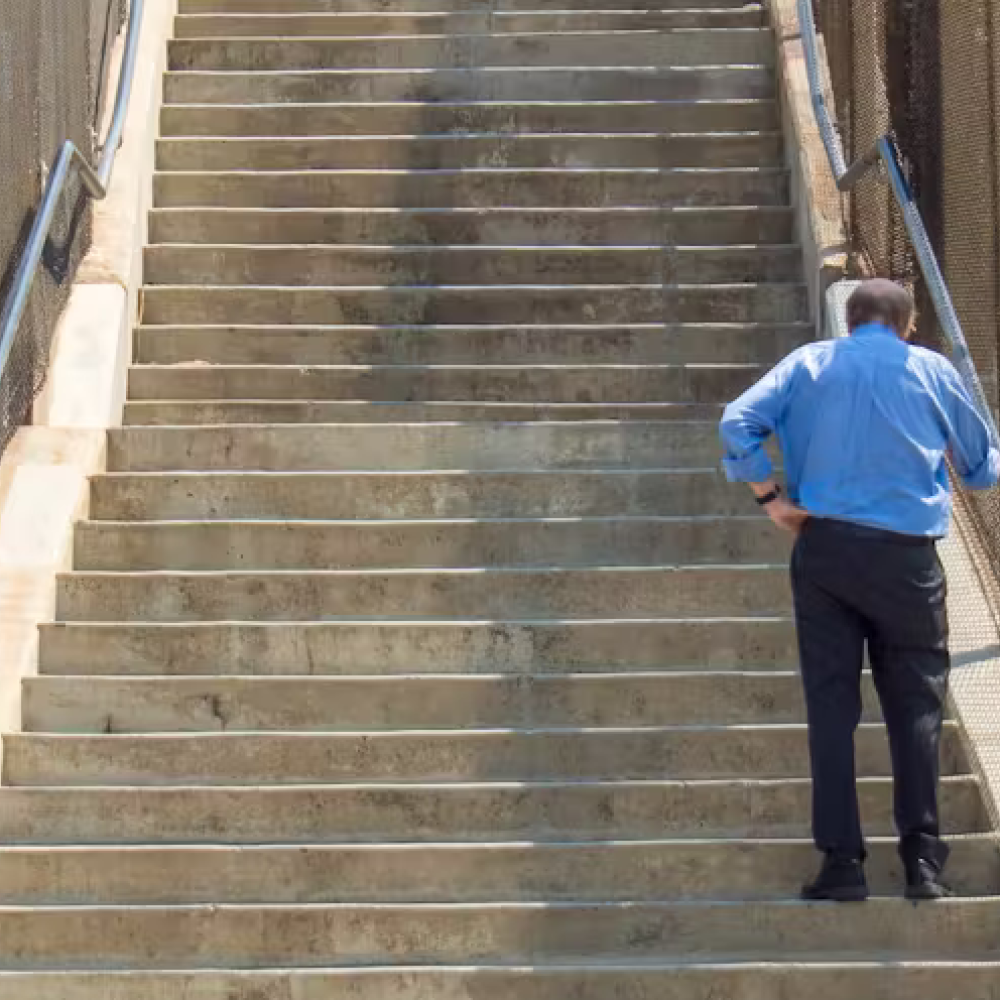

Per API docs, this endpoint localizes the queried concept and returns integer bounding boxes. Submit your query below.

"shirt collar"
[851,322,899,340]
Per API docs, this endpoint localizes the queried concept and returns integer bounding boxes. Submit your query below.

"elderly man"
[720,278,1000,902]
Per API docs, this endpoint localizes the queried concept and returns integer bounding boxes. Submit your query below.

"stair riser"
[86,470,760,522]
[55,566,792,622]
[26,672,849,732]
[168,33,775,72]
[143,246,801,287]
[134,325,810,367]
[180,0,763,11]
[126,365,763,404]
[158,133,783,172]
[107,422,730,473]
[0,780,982,844]
[73,519,784,572]
[175,11,767,37]
[39,619,799,675]
[123,402,723,425]
[140,286,806,326]
[148,207,795,248]
[153,171,790,209]
[0,840,992,905]
[74,518,789,572]
[3,967,1000,1000]
[0,899,998,967]
[1,726,967,785]
[160,99,780,136]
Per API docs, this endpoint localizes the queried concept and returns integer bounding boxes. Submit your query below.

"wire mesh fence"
[0,0,127,456]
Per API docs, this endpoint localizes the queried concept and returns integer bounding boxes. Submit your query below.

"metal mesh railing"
[0,0,126,456]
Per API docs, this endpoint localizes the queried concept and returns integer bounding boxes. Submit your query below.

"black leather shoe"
[801,856,869,902]
[904,858,953,901]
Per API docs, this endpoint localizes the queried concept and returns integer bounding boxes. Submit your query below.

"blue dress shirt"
[719,323,1000,537]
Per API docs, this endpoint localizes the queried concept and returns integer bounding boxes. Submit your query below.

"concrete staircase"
[1,0,998,995]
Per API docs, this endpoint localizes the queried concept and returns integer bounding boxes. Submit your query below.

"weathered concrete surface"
[168,31,776,72]
[0,777,984,843]
[143,245,799,286]
[24,669,836,732]
[152,168,791,209]
[133,323,810,367]
[37,617,801,675]
[1,899,1000,967]
[0,837,994,905]
[148,206,796,247]
[8,0,999,987]
[1,723,968,785]
[2,965,1000,1000]
[156,132,784,171]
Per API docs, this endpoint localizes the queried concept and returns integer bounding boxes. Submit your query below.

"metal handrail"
[796,0,1000,441]
[0,0,145,383]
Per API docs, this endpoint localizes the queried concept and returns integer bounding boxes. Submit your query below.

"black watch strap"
[755,486,782,506]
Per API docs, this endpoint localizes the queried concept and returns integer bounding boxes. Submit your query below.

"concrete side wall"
[767,0,848,332]
[0,1,178,741]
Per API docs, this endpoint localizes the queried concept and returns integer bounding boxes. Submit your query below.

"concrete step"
[105,421,736,472]
[72,517,784,571]
[0,777,983,843]
[1,898,1000,968]
[134,323,809,367]
[148,206,795,248]
[167,32,775,72]
[22,671,872,733]
[162,99,778,139]
[87,469,755,521]
[175,10,766,38]
[38,618,799,675]
[1,723,969,785]
[126,363,762,403]
[158,132,784,172]
[123,400,724,425]
[180,0,763,12]
[143,245,800,286]
[4,965,1000,1000]
[152,168,790,209]
[55,565,792,622]
[140,284,806,326]
[0,837,993,905]
[164,71,777,106]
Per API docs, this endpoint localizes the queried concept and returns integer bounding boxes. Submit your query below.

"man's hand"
[764,497,810,535]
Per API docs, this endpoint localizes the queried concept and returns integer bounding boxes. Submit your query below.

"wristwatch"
[755,486,782,506]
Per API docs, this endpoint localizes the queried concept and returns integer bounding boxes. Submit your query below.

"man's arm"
[719,352,809,533]
[941,363,1000,491]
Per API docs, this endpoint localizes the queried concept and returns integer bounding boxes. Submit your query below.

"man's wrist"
[750,481,782,507]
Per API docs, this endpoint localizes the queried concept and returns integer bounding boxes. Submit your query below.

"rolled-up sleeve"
[719,354,799,483]
[941,362,1000,491]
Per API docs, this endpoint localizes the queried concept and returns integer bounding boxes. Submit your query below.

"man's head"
[846,278,915,339]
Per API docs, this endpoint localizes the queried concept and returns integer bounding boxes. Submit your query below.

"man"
[719,278,1000,902]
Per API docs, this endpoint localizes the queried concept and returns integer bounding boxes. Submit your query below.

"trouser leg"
[865,548,951,869]
[791,529,869,860]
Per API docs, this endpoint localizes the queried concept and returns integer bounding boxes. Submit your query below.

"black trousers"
[790,517,951,868]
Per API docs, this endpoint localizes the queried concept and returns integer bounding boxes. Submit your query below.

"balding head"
[846,279,915,338]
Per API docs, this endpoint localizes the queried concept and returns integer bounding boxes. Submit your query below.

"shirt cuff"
[961,447,1000,490]
[722,448,773,484]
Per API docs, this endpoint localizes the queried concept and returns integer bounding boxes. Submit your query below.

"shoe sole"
[801,886,870,903]
[905,884,952,901]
